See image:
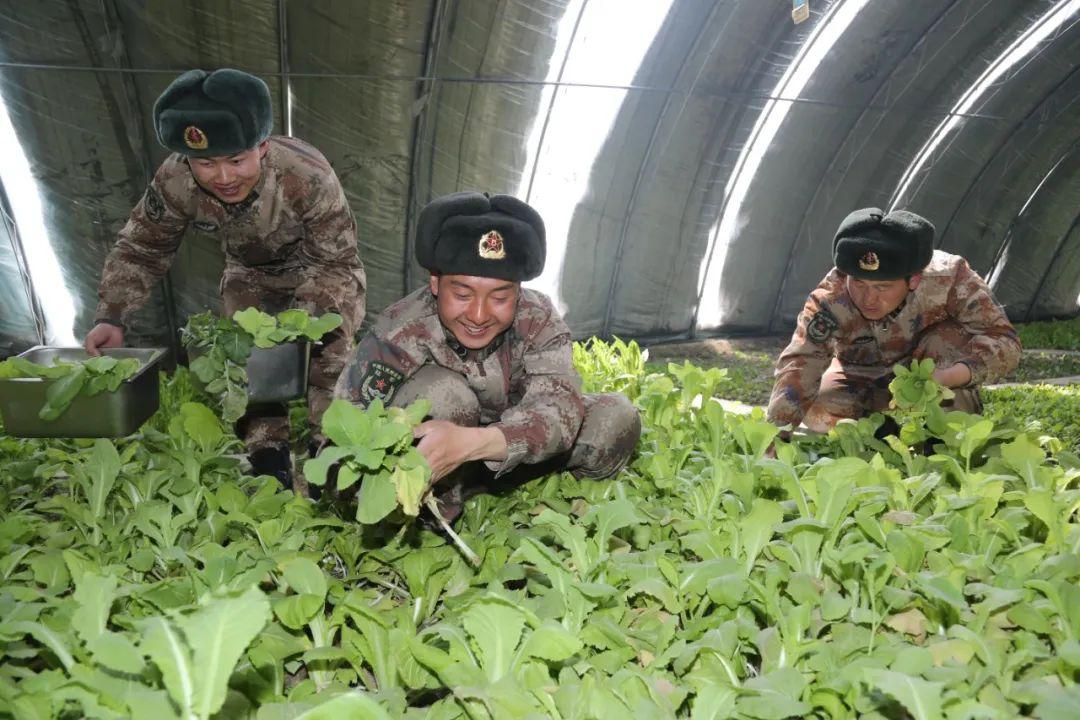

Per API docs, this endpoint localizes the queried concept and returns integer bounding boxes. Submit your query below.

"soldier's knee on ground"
[805,379,864,432]
[569,393,642,479]
[392,365,480,426]
[805,365,891,431]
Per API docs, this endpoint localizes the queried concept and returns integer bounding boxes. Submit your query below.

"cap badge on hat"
[478,230,506,260]
[858,251,880,272]
[183,125,208,150]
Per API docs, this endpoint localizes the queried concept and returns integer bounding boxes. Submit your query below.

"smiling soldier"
[768,207,1021,433]
[335,191,642,522]
[84,68,366,484]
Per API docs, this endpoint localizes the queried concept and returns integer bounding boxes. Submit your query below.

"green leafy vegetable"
[0,355,141,420]
[1,338,1077,718]
[305,397,431,525]
[182,308,342,422]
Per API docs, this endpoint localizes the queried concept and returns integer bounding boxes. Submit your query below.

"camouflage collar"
[884,297,907,322]
[440,323,509,361]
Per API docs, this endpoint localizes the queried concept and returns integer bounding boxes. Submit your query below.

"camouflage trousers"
[222,273,361,453]
[392,365,642,520]
[803,320,983,433]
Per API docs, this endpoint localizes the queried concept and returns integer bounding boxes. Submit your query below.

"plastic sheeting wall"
[0,0,1077,355]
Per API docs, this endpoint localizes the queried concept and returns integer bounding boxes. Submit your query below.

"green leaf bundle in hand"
[888,357,953,412]
[305,398,431,523]
[182,312,253,423]
[886,358,955,446]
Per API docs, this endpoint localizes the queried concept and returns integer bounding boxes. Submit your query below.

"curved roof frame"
[671,4,808,340]
[692,0,871,336]
[1027,207,1080,320]
[987,142,1077,285]
[522,1,590,205]
[598,1,727,338]
[937,64,1080,256]
[765,0,960,333]
[403,0,449,294]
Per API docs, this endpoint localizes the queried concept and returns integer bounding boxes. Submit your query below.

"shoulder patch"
[807,309,839,344]
[144,185,165,223]
[359,361,405,405]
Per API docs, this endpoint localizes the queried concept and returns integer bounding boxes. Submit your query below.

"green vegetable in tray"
[182,308,342,422]
[0,355,142,420]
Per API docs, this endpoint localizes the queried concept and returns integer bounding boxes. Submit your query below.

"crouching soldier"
[334,192,641,521]
[84,68,366,484]
[768,207,1021,433]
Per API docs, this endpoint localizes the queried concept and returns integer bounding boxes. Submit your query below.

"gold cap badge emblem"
[183,125,208,150]
[478,230,506,260]
[858,250,880,271]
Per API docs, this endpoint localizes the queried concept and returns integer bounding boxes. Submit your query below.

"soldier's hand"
[931,362,972,388]
[414,420,472,483]
[84,323,125,356]
[414,421,507,484]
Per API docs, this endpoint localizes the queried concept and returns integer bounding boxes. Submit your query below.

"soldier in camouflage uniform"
[768,208,1021,433]
[84,69,365,482]
[335,192,641,521]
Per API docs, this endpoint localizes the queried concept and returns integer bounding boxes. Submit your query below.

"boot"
[248,445,293,488]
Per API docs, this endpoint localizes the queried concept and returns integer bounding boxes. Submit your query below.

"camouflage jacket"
[95,136,365,329]
[334,287,586,477]
[768,250,1021,426]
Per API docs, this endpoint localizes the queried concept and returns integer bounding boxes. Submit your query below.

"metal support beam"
[404,0,450,297]
[984,143,1075,283]
[278,0,293,137]
[523,0,590,203]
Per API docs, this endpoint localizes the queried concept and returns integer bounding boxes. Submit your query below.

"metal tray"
[0,346,165,438]
[247,342,310,404]
[188,341,310,405]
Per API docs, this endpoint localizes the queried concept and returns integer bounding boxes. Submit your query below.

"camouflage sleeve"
[95,165,189,324]
[294,170,367,337]
[767,291,835,427]
[945,259,1022,385]
[486,316,585,478]
[332,329,422,408]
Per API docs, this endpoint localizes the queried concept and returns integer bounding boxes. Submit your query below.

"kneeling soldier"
[768,207,1021,433]
[335,192,641,521]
